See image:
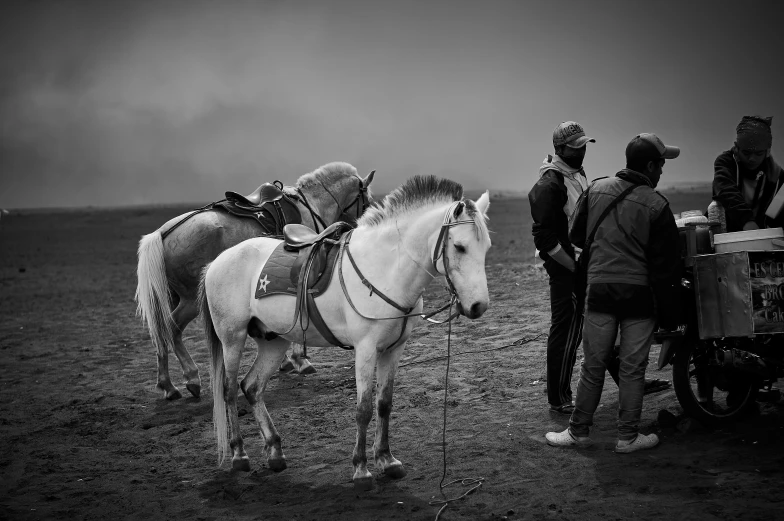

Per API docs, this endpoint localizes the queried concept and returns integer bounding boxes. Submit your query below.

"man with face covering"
[529,121,593,414]
[713,116,784,232]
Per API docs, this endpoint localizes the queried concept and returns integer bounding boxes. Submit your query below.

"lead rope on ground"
[400,332,548,369]
[429,297,486,521]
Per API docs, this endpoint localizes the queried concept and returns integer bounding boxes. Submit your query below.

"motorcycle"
[655,226,784,426]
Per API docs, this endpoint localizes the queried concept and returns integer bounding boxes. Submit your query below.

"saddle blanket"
[254,241,340,300]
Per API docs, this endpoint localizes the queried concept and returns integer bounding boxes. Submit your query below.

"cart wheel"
[672,339,759,426]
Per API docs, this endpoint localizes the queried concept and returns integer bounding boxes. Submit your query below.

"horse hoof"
[165,388,182,401]
[232,457,251,472]
[383,463,407,479]
[279,360,294,372]
[268,456,287,472]
[298,364,317,375]
[186,383,201,398]
[353,476,374,491]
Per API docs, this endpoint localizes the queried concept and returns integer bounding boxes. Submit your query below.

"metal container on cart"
[693,250,784,339]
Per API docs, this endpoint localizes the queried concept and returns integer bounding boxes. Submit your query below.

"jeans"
[546,274,583,407]
[569,310,655,440]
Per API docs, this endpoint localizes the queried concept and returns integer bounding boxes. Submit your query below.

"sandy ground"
[2,195,784,521]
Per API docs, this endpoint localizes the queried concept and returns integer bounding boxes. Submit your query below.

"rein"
[297,174,371,232]
[294,189,328,232]
[340,173,372,223]
[338,201,476,329]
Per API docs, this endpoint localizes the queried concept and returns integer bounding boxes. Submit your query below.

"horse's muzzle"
[457,301,487,319]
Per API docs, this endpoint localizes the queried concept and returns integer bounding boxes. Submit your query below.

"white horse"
[199,176,491,489]
[136,162,373,399]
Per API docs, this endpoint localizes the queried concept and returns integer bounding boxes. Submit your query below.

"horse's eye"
[455,244,466,254]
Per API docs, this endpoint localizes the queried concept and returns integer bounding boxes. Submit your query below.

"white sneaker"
[615,433,660,453]
[545,428,593,447]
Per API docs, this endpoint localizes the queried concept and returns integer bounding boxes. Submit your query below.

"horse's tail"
[135,232,175,360]
[198,265,228,466]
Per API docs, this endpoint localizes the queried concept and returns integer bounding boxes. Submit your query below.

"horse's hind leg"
[156,348,181,401]
[352,344,377,490]
[374,343,407,479]
[221,332,251,471]
[171,297,201,397]
[153,293,181,401]
[241,336,289,472]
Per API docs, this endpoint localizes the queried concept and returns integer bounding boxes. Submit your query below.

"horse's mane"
[293,162,359,191]
[358,175,489,239]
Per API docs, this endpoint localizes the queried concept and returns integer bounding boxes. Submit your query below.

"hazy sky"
[1,0,782,208]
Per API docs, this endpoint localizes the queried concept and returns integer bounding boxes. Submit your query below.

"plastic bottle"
[707,200,727,234]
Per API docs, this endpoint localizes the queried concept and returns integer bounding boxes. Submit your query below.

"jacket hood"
[539,154,589,219]
[616,169,654,188]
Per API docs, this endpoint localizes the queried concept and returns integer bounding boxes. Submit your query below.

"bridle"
[295,173,372,232]
[337,173,372,224]
[338,200,478,345]
[431,201,476,301]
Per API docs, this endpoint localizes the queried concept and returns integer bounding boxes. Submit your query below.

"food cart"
[658,225,784,425]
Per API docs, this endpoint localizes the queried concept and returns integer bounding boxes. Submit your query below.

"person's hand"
[550,247,575,272]
[743,221,760,231]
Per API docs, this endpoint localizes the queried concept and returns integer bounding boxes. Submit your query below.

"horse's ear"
[476,191,490,215]
[453,201,465,218]
[363,170,375,186]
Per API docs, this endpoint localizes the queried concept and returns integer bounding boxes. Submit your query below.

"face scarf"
[560,154,584,169]
[736,115,773,151]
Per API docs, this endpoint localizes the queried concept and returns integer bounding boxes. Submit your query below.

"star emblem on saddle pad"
[257,274,270,293]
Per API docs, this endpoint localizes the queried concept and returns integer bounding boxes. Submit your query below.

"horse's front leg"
[352,344,377,490]
[374,342,407,479]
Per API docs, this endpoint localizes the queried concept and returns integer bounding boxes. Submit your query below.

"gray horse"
[136,162,374,399]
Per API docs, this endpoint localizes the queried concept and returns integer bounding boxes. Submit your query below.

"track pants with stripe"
[546,274,583,408]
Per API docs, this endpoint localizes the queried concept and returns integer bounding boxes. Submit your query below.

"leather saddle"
[285,222,353,293]
[226,182,285,208]
[283,222,350,252]
[215,181,301,236]
[255,222,354,348]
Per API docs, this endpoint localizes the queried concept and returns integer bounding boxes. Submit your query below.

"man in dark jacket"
[528,121,594,414]
[713,116,784,232]
[545,133,682,453]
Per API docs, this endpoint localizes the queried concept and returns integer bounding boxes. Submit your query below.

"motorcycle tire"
[672,338,759,427]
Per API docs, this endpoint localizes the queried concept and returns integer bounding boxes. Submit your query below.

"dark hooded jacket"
[528,155,588,277]
[713,150,784,232]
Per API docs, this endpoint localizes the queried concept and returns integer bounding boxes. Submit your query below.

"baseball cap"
[625,133,680,164]
[553,121,596,148]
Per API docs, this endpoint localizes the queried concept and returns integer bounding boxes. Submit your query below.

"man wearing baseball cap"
[712,116,784,232]
[528,121,595,414]
[545,132,682,453]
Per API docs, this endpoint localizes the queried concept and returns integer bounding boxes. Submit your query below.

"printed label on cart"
[749,251,784,333]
